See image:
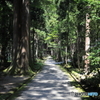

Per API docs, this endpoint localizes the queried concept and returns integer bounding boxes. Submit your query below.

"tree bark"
[10,0,30,75]
[84,13,90,74]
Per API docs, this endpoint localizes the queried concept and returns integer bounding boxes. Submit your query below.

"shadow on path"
[15,57,82,100]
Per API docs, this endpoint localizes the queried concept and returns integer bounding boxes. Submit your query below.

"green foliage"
[88,41,100,72]
[35,29,46,38]
[33,59,44,71]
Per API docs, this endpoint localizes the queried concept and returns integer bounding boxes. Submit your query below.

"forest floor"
[0,75,29,94]
[13,56,82,100]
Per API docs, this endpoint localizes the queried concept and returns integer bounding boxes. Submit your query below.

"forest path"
[15,56,82,100]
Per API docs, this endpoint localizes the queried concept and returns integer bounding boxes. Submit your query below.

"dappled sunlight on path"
[15,57,82,100]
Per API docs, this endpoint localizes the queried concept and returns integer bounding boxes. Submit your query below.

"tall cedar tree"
[10,0,30,74]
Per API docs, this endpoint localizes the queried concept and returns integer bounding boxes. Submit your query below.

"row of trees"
[0,0,100,75]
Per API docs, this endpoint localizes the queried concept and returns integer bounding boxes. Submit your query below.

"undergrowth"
[60,64,100,100]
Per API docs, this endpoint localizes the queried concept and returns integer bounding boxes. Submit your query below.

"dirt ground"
[0,75,29,94]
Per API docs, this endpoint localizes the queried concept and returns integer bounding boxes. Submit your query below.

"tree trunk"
[84,13,90,74]
[36,36,39,58]
[21,0,30,72]
[10,0,30,75]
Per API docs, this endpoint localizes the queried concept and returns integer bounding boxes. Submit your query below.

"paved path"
[15,57,82,100]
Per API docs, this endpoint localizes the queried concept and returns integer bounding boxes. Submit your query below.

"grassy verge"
[59,64,92,100]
